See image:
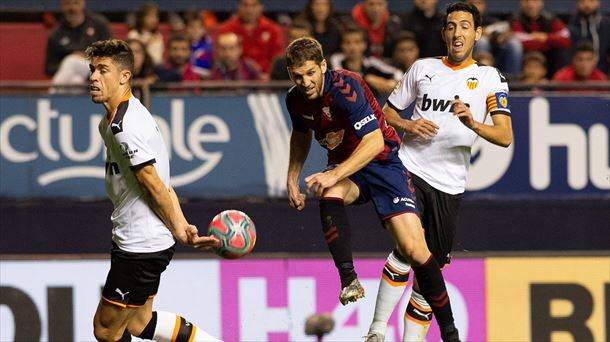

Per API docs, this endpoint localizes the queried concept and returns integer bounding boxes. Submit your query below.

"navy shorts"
[101,242,175,308]
[348,158,419,220]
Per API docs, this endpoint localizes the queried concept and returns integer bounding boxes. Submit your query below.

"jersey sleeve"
[285,90,309,133]
[333,76,380,139]
[113,120,157,170]
[486,68,511,116]
[386,61,418,111]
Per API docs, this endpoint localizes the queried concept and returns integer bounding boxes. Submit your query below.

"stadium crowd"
[23,0,610,92]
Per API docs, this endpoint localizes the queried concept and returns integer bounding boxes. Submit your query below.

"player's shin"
[137,311,221,342]
[319,197,357,287]
[368,249,411,337]
[411,256,459,342]
[403,290,433,342]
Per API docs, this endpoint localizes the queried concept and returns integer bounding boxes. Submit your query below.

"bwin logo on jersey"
[354,114,375,130]
[421,93,452,112]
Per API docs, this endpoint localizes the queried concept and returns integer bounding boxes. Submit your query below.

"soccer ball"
[208,210,256,259]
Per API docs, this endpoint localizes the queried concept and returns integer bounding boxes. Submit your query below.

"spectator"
[218,0,283,76]
[519,51,549,84]
[271,18,313,80]
[553,40,608,82]
[154,33,202,82]
[511,0,572,77]
[466,0,523,77]
[474,50,495,67]
[351,0,402,59]
[401,0,446,58]
[127,38,157,82]
[297,0,343,57]
[128,2,165,65]
[210,32,262,81]
[329,26,402,98]
[45,0,111,78]
[391,31,419,73]
[184,10,214,78]
[568,0,610,74]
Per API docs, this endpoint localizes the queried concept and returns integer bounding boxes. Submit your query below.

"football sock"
[319,197,357,288]
[137,311,221,342]
[403,290,433,342]
[368,249,411,336]
[411,255,459,341]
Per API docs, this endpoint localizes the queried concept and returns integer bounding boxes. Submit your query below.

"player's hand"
[404,119,439,140]
[451,99,476,129]
[287,182,306,210]
[186,226,221,250]
[173,223,194,245]
[305,171,339,198]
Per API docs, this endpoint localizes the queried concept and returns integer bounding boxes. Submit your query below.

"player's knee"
[396,237,430,266]
[93,323,123,342]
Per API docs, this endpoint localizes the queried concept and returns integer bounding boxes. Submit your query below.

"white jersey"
[99,95,174,253]
[388,57,511,194]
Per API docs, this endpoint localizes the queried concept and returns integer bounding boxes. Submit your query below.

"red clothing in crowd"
[511,12,571,52]
[351,2,402,58]
[218,16,283,74]
[552,65,608,81]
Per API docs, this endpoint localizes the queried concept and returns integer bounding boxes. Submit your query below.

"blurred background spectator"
[271,18,313,80]
[401,0,446,58]
[467,0,523,77]
[45,0,111,79]
[390,31,419,73]
[511,0,572,78]
[568,0,610,75]
[154,32,201,82]
[351,0,402,59]
[184,10,214,79]
[519,51,549,85]
[297,0,343,58]
[474,50,495,67]
[552,40,608,82]
[329,25,402,99]
[210,32,262,81]
[127,2,165,65]
[127,38,157,83]
[218,0,283,78]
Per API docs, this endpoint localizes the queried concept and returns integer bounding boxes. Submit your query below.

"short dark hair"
[443,2,482,29]
[168,32,191,46]
[85,39,134,75]
[286,37,324,68]
[341,24,368,44]
[573,40,596,55]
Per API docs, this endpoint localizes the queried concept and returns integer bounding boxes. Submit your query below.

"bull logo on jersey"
[466,77,479,90]
[322,130,344,150]
[322,106,332,121]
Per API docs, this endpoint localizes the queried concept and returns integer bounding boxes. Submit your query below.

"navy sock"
[137,311,157,340]
[319,198,357,288]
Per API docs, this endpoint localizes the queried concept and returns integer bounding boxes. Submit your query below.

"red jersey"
[218,16,283,74]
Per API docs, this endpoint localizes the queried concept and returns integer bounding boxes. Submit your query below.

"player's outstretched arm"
[382,103,438,140]
[134,164,190,244]
[287,129,312,210]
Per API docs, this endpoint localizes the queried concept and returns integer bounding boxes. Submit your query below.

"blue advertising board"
[0,93,608,198]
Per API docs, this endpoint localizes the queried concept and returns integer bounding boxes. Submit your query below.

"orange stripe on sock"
[406,313,432,326]
[188,326,197,342]
[171,315,181,342]
[385,262,408,276]
[382,273,408,287]
[409,298,432,313]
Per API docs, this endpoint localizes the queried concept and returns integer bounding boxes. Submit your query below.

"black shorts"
[411,173,462,267]
[102,243,175,308]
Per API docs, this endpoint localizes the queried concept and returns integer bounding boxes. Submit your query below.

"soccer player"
[87,39,221,342]
[285,37,461,341]
[366,3,513,341]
